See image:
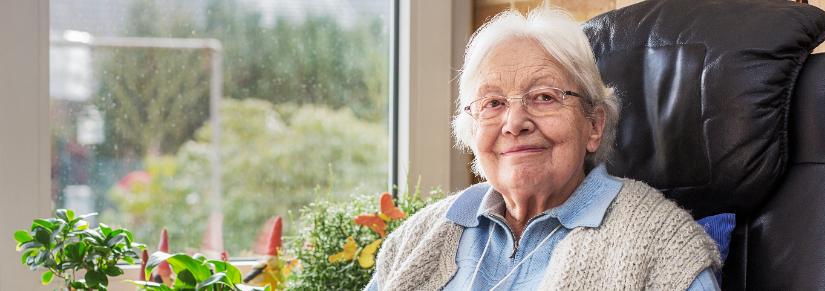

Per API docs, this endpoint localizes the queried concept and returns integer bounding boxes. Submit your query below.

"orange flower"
[354,192,406,237]
[354,215,387,237]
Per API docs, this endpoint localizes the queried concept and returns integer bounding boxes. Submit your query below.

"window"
[50,0,393,257]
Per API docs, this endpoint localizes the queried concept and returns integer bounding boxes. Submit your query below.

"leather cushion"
[583,0,825,217]
[790,53,825,164]
[738,53,825,290]
[747,164,825,290]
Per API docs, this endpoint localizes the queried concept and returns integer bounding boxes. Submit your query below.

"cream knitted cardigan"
[369,179,721,290]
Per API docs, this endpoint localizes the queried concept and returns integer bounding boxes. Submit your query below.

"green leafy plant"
[287,187,443,290]
[13,209,145,290]
[129,252,270,291]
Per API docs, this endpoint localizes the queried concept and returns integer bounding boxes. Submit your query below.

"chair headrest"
[583,0,825,217]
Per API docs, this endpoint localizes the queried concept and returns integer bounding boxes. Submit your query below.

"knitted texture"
[539,180,721,290]
[372,194,462,290]
[369,179,720,290]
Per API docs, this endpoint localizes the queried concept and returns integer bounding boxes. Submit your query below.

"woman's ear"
[586,106,606,153]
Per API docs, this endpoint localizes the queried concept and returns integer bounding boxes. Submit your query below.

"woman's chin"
[497,168,548,188]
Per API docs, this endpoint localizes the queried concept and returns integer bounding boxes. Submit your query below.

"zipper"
[486,213,548,258]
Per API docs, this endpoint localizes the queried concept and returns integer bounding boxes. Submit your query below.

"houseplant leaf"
[99,223,112,237]
[146,252,212,282]
[20,249,37,265]
[126,280,174,291]
[208,260,242,283]
[33,227,51,247]
[14,230,33,243]
[172,269,197,289]
[106,233,128,248]
[196,272,234,290]
[41,270,53,285]
[55,209,74,222]
[85,269,108,288]
[31,219,55,231]
[104,266,124,277]
[70,280,87,289]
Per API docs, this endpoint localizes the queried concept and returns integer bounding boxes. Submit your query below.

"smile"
[500,146,547,155]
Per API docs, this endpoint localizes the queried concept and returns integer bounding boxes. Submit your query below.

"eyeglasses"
[463,87,586,122]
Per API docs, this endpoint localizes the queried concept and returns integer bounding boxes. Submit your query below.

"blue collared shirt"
[440,165,719,290]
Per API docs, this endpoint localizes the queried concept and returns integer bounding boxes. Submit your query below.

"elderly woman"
[366,7,720,291]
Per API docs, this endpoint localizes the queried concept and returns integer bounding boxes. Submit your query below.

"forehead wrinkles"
[477,62,568,93]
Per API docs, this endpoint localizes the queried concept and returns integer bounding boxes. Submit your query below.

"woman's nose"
[501,102,535,136]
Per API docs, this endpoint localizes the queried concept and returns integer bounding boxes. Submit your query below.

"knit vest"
[370,179,721,290]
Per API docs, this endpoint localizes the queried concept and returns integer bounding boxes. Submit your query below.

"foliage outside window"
[51,0,392,258]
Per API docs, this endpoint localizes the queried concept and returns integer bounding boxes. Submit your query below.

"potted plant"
[13,209,145,290]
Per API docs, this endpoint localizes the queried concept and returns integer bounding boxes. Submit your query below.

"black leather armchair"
[583,0,825,289]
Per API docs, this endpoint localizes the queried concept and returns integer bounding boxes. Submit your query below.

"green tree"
[94,0,390,158]
[103,99,388,255]
[95,0,210,157]
[91,0,393,256]
[206,1,390,122]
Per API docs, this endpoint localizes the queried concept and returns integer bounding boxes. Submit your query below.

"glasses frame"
[463,86,586,121]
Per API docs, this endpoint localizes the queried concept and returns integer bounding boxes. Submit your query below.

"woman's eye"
[486,99,504,108]
[536,94,555,102]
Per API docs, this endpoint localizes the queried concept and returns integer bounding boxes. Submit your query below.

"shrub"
[287,187,443,290]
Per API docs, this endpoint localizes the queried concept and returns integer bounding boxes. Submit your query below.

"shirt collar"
[445,165,623,229]
[445,182,491,227]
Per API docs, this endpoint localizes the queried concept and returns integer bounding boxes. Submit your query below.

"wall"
[0,0,52,290]
[398,0,475,195]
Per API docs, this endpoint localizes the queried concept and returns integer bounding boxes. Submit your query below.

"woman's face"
[473,37,604,198]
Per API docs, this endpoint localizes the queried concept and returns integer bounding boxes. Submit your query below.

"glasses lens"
[526,88,565,114]
[476,97,508,119]
[468,88,575,121]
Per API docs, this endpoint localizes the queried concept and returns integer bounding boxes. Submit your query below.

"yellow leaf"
[283,259,299,277]
[328,236,358,263]
[358,239,383,268]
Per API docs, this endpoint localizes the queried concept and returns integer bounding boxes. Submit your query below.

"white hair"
[452,6,620,178]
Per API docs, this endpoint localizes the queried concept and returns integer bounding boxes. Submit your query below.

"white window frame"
[0,1,472,290]
[396,0,472,196]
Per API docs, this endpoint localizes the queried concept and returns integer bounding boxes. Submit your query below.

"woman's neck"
[499,170,585,240]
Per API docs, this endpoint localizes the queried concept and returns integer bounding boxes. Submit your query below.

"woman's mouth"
[501,145,547,155]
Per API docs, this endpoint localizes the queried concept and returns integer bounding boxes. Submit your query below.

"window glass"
[50,0,391,257]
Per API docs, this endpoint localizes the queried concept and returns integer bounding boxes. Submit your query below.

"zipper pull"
[509,246,517,258]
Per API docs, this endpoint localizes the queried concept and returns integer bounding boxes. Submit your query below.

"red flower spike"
[267,216,283,256]
[139,249,149,281]
[157,229,171,279]
[221,251,229,262]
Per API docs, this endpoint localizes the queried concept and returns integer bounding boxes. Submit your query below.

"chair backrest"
[583,0,825,289]
[740,53,825,290]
